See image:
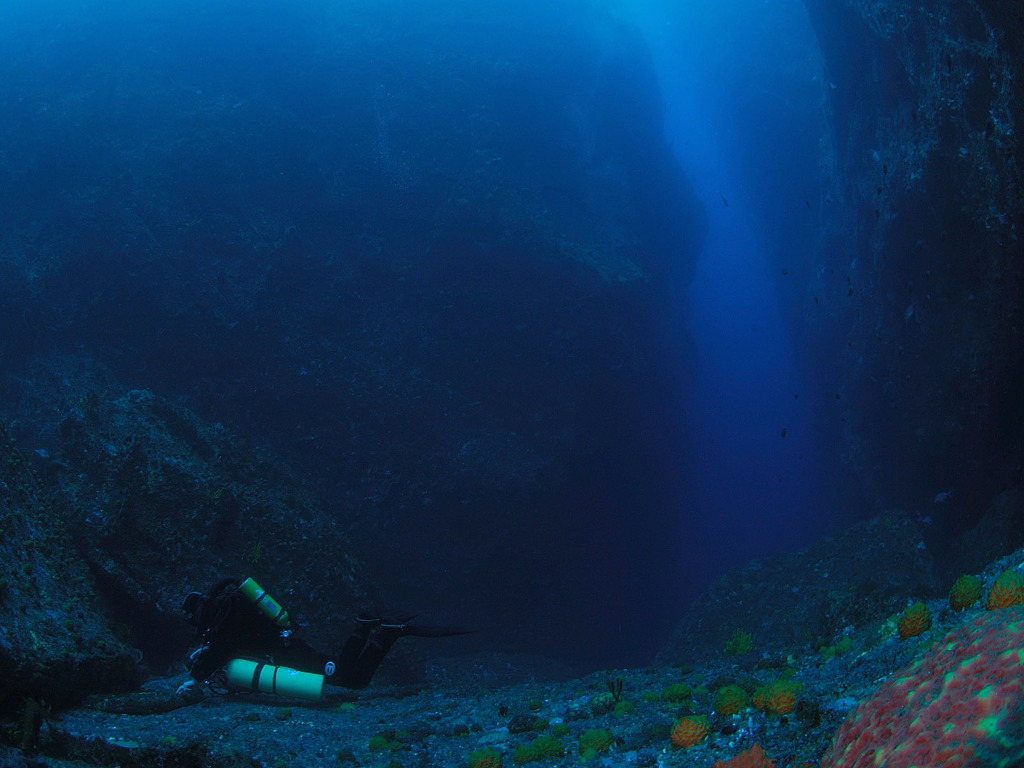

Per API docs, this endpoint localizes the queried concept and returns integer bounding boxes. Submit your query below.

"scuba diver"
[178,577,467,699]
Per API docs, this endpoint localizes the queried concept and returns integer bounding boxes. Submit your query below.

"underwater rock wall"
[800,0,1023,531]
[0,0,706,675]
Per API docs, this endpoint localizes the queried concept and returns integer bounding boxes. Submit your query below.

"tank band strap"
[250,662,266,692]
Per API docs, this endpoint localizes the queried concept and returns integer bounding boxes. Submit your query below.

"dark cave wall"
[801,0,1023,534]
[0,1,705,670]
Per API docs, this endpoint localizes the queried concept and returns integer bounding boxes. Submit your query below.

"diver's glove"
[176,679,197,696]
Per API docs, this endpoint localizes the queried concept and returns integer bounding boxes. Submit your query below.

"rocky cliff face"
[800,0,1022,530]
[0,0,706,707]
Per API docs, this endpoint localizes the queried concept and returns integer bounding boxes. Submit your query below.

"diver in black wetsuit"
[177,577,466,696]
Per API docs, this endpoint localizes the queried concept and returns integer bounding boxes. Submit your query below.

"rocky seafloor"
[6,497,1024,768]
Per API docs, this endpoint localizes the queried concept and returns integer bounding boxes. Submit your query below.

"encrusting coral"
[821,608,1024,768]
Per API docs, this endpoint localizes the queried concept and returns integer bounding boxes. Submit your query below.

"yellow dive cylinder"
[238,577,291,628]
[225,658,325,701]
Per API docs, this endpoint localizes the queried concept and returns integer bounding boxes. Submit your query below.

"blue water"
[0,0,838,667]
[625,0,831,574]
[684,199,824,570]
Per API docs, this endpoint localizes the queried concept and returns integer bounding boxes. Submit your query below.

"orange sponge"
[986,569,1024,610]
[752,680,800,715]
[713,743,776,768]
[714,685,749,716]
[670,715,710,749]
[897,602,932,639]
[949,574,982,612]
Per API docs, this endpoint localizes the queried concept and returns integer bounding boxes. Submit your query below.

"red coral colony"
[821,608,1024,768]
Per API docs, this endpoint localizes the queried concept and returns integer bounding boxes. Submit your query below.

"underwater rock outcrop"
[0,352,371,708]
[656,510,937,664]
[0,414,141,708]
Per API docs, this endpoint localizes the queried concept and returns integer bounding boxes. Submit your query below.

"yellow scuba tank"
[225,658,324,701]
[238,577,291,628]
